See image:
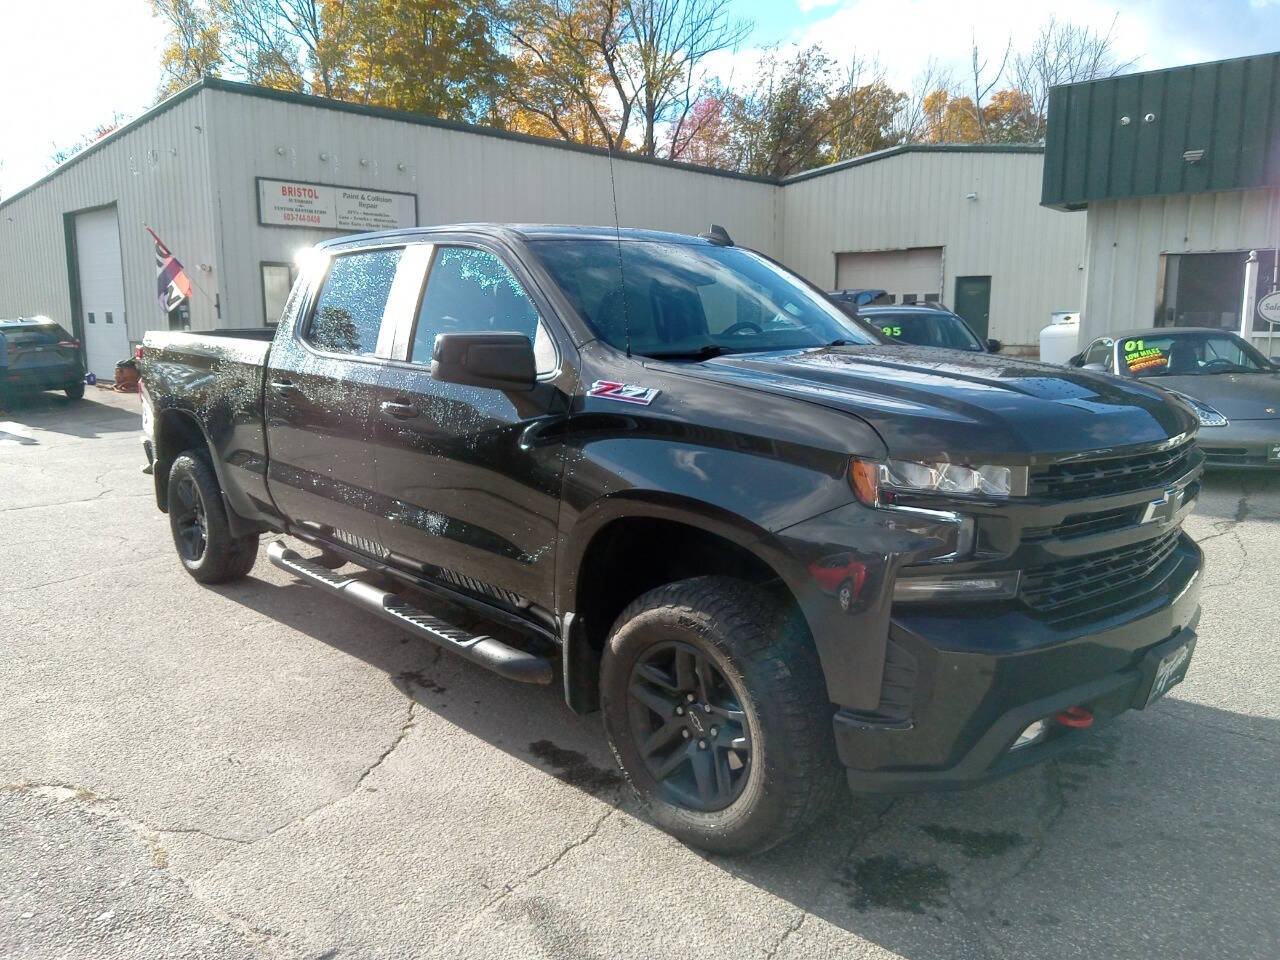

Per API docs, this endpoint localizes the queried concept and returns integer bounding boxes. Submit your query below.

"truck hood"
[1150,372,1280,421]
[676,345,1197,461]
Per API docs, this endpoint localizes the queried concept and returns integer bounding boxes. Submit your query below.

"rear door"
[371,241,572,614]
[264,244,420,551]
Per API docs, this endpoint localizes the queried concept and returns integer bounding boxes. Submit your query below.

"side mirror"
[1067,353,1084,367]
[986,338,1002,353]
[432,332,536,391]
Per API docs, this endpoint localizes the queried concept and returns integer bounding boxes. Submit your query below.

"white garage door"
[835,247,943,304]
[75,206,129,380]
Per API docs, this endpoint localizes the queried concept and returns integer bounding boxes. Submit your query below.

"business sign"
[1258,291,1280,326]
[256,177,417,232]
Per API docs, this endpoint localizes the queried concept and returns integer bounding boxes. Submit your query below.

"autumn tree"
[349,0,510,121]
[826,58,905,161]
[153,0,225,98]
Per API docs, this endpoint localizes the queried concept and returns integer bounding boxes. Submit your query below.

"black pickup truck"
[140,225,1204,854]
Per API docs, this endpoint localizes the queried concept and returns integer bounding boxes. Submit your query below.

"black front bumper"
[836,535,1203,793]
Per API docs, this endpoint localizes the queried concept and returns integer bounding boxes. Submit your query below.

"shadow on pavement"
[212,561,1279,960]
[0,390,140,440]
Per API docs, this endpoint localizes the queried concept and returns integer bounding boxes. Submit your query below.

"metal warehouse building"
[0,77,1086,379]
[1043,51,1280,352]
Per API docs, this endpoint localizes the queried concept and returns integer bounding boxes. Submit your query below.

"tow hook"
[1054,706,1094,728]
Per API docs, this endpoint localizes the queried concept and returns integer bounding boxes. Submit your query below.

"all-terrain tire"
[167,452,259,584]
[600,576,841,855]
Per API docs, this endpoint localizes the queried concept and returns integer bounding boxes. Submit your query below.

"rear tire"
[167,452,259,584]
[65,381,85,401]
[600,576,840,855]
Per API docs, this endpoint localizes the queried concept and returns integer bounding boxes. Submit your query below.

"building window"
[87,312,95,324]
[261,262,298,326]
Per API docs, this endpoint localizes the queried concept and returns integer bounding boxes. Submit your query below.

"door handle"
[379,399,420,420]
[269,378,297,392]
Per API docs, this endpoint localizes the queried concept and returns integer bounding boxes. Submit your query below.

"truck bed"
[141,329,274,525]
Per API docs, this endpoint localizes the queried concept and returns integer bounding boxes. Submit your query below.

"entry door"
[74,206,129,379]
[954,276,992,340]
[264,245,413,550]
[372,243,568,612]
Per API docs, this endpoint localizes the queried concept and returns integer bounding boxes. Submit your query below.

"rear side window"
[306,248,403,356]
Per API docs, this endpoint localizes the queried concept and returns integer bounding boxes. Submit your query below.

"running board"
[266,541,553,685]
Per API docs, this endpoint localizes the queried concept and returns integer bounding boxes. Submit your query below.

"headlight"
[892,571,1021,602]
[850,458,1024,504]
[1166,390,1228,427]
[893,571,1021,602]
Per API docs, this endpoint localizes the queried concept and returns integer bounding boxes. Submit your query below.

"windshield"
[528,239,875,358]
[1119,333,1272,377]
[865,311,984,351]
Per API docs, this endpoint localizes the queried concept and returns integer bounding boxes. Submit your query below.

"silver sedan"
[1071,327,1280,469]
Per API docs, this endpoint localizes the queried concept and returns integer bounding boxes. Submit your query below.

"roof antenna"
[605,143,633,358]
[699,224,733,246]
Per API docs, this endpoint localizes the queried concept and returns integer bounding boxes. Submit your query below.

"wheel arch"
[558,493,817,713]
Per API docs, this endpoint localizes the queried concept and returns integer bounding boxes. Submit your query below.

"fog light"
[1011,720,1048,751]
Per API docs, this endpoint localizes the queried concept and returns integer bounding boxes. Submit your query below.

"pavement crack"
[482,806,616,911]
[762,910,807,959]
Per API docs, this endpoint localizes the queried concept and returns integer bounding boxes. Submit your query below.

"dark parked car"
[858,304,1001,353]
[1072,328,1280,468]
[140,225,1203,854]
[0,316,84,403]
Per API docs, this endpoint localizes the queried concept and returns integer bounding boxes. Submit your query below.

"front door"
[265,244,416,551]
[372,242,570,613]
[954,275,992,340]
[74,206,129,380]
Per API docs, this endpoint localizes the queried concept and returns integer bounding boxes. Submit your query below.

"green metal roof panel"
[1042,52,1280,209]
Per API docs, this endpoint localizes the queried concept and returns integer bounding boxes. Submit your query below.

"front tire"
[167,452,259,584]
[600,576,840,855]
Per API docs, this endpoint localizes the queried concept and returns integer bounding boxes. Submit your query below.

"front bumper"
[1198,421,1280,469]
[836,534,1202,792]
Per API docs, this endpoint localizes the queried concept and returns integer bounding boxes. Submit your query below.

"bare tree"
[965,33,1012,142]
[1013,15,1134,141]
[214,0,367,96]
[896,57,955,142]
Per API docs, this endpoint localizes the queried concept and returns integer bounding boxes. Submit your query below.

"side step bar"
[267,541,553,685]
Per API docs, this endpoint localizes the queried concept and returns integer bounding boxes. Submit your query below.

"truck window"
[305,248,403,356]
[410,246,555,374]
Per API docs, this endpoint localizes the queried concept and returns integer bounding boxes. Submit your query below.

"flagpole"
[144,222,218,310]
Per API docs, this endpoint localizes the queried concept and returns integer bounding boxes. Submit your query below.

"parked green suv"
[0,317,85,403]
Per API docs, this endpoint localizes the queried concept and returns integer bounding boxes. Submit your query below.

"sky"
[1,0,1279,199]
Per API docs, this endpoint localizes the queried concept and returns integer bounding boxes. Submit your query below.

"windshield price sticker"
[1124,339,1167,372]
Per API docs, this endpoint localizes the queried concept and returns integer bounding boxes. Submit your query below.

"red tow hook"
[1054,706,1094,729]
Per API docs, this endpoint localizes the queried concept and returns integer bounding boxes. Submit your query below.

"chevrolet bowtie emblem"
[1141,486,1183,525]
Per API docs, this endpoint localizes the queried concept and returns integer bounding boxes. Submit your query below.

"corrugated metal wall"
[1079,187,1280,342]
[0,92,221,341]
[781,151,1087,348]
[203,87,783,327]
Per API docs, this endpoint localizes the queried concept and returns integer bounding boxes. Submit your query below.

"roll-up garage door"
[74,206,129,380]
[835,247,943,304]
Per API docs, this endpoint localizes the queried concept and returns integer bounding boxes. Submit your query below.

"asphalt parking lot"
[1,388,1277,960]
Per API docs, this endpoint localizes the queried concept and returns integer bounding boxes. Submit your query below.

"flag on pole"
[145,226,193,312]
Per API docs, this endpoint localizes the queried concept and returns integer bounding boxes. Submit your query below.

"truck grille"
[1028,438,1197,500]
[1020,527,1184,614]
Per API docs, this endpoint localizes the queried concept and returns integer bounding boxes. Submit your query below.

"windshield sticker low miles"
[1124,339,1167,372]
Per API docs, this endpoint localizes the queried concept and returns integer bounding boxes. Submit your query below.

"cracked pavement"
[2,390,1278,959]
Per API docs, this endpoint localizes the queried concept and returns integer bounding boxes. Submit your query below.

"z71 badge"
[587,380,660,405]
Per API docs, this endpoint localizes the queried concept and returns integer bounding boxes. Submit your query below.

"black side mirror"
[986,338,1002,353]
[432,332,536,391]
[1067,353,1084,367]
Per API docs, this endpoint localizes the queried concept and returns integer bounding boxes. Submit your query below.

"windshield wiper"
[644,345,731,360]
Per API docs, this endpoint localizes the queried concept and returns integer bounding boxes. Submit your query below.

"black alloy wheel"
[626,640,752,811]
[172,472,208,562]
